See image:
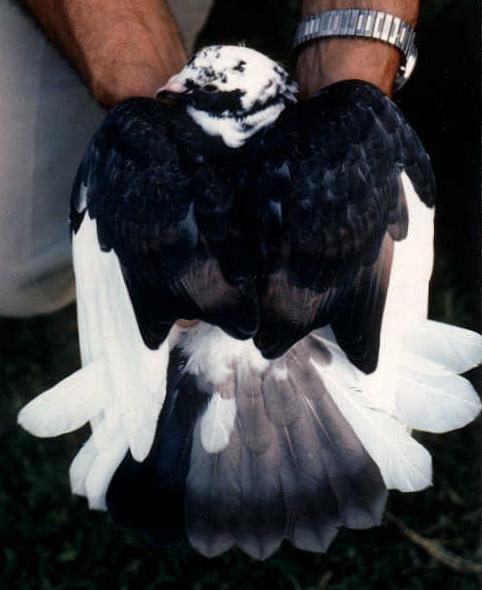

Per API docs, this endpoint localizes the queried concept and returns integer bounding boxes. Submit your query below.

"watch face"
[395,45,418,93]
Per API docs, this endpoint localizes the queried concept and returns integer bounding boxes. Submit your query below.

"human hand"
[23,0,187,108]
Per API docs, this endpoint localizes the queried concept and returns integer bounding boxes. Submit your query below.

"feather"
[186,425,241,558]
[107,365,209,542]
[250,81,435,371]
[307,169,437,493]
[200,393,236,453]
[313,345,433,492]
[69,409,129,510]
[360,172,434,413]
[84,437,130,510]
[180,327,387,558]
[69,437,99,498]
[404,320,482,374]
[73,215,171,462]
[396,353,482,432]
[17,360,108,437]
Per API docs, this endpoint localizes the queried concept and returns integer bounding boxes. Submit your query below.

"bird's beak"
[156,90,185,105]
[155,75,188,99]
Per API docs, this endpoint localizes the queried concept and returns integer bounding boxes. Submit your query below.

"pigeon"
[18,45,482,560]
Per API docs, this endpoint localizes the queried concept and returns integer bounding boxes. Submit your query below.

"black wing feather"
[249,81,434,371]
[71,97,258,348]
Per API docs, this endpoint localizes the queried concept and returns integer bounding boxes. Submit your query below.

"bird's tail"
[17,318,481,558]
[104,319,481,559]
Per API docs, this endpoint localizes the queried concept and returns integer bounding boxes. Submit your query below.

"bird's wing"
[72,97,259,345]
[251,80,435,372]
[19,97,258,508]
[18,209,172,509]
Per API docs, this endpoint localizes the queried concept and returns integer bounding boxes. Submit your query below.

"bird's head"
[157,45,298,148]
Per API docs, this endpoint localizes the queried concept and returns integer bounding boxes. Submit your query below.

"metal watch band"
[294,9,418,92]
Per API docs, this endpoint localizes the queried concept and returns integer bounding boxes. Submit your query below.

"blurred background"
[0,0,480,588]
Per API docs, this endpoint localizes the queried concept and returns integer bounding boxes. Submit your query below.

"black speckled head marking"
[161,45,298,147]
[233,60,247,73]
[190,88,247,117]
[164,45,297,116]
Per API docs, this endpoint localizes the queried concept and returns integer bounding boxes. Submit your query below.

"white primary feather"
[67,409,128,510]
[69,212,174,507]
[69,406,129,509]
[69,436,99,497]
[377,174,481,431]
[361,172,435,414]
[17,359,108,437]
[395,352,481,432]
[74,197,106,367]
[17,209,176,510]
[72,214,172,463]
[404,320,482,374]
[84,437,129,510]
[200,394,237,453]
[70,427,129,511]
[313,338,433,492]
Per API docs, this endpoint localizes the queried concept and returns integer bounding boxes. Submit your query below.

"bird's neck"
[187,102,287,149]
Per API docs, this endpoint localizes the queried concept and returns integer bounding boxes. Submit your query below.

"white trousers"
[0,0,212,317]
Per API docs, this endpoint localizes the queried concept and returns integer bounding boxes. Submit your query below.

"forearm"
[297,0,420,97]
[23,0,187,107]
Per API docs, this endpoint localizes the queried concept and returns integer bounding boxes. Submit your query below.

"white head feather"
[159,45,298,148]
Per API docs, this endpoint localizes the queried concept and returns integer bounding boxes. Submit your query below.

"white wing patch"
[19,212,174,509]
[361,172,435,413]
[308,174,481,492]
[18,360,108,437]
[74,215,171,462]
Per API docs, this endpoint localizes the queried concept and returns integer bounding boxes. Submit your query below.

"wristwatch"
[294,9,418,92]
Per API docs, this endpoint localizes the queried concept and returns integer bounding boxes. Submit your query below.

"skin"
[23,0,187,108]
[23,0,419,105]
[297,0,420,97]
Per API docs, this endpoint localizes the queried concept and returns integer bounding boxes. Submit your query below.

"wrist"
[91,60,170,108]
[296,0,419,97]
[297,37,400,98]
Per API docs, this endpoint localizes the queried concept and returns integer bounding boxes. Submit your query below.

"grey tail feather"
[185,333,388,560]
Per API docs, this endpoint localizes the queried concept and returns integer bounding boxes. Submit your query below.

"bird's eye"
[203,84,218,92]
